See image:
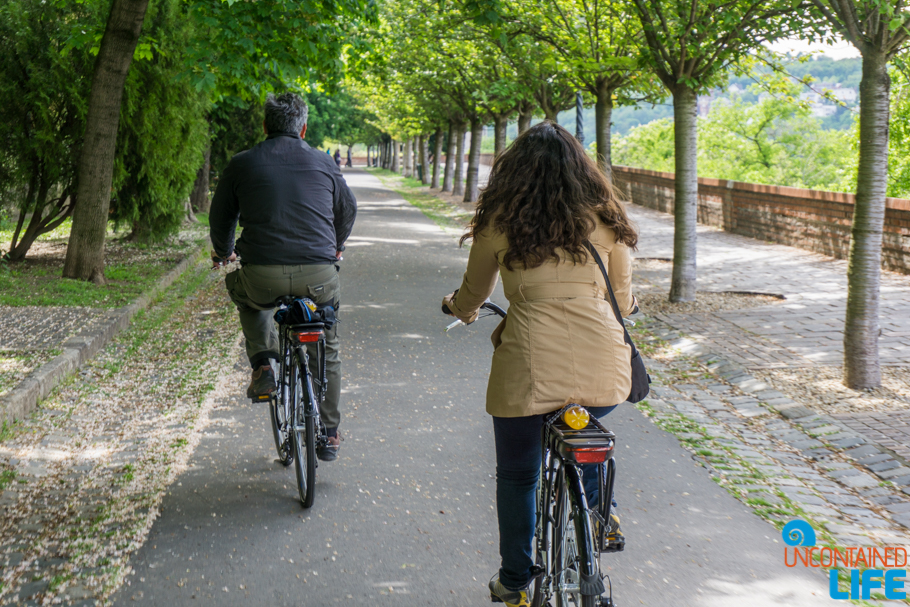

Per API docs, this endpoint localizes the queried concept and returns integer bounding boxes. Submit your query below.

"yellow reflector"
[563,405,590,430]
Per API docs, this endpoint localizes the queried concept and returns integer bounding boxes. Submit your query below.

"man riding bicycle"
[209,92,357,462]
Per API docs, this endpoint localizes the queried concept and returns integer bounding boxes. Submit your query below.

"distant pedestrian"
[345,147,352,168]
[334,149,342,167]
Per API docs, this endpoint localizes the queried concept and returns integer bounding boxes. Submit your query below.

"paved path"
[112,170,838,606]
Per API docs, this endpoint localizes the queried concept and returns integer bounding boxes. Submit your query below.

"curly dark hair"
[460,121,637,271]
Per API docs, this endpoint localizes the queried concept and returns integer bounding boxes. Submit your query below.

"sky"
[767,36,860,59]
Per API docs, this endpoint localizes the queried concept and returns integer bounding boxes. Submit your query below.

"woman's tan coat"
[445,220,635,418]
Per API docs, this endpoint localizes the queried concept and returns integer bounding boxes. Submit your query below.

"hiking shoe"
[316,432,341,462]
[596,512,625,552]
[489,575,531,606]
[246,365,276,399]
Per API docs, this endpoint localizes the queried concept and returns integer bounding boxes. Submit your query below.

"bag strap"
[583,241,624,325]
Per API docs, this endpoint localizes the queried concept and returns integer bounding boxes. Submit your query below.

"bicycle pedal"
[490,594,503,603]
[251,394,272,402]
[601,537,625,553]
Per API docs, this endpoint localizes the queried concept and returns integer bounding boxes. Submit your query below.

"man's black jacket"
[209,132,357,265]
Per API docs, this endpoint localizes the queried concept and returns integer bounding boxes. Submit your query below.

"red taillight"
[294,331,323,343]
[570,448,610,464]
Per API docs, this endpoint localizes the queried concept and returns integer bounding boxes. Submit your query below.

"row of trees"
[353,0,910,390]
[3,0,907,388]
[0,0,376,273]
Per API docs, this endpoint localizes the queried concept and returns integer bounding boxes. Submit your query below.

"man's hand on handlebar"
[211,250,237,269]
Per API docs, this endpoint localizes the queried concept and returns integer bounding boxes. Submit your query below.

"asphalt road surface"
[112,169,838,606]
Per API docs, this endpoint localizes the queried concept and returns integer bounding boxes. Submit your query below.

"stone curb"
[650,321,910,526]
[0,245,208,425]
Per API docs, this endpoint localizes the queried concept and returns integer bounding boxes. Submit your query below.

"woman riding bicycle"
[442,121,638,606]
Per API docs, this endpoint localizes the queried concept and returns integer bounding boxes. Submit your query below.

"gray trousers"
[226,263,342,428]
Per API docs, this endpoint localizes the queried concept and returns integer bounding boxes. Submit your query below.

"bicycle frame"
[534,408,616,606]
[279,324,327,433]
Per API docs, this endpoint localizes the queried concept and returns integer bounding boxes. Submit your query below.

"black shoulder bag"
[584,242,651,403]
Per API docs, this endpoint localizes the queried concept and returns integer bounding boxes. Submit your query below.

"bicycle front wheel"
[291,356,317,508]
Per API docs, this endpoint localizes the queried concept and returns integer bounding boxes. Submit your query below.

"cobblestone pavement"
[833,412,910,462]
[628,204,910,499]
[0,307,106,351]
[629,204,910,369]
[636,320,910,604]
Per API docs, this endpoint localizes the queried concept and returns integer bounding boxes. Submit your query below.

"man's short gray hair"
[264,92,308,134]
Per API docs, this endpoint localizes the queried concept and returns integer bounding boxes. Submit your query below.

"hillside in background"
[541,55,863,137]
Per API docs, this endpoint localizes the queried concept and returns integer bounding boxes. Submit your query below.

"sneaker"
[246,365,276,399]
[489,576,531,607]
[596,512,625,553]
[316,432,341,461]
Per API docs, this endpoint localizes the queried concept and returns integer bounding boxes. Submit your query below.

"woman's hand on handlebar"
[441,289,458,316]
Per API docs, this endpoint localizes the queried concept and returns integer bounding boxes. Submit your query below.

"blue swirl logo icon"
[782,519,816,547]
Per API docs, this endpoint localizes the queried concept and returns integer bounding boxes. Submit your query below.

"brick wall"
[612,165,910,275]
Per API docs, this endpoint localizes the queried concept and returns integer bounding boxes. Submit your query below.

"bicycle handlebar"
[443,290,637,333]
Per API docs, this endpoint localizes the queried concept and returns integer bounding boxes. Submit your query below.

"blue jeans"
[492,405,617,590]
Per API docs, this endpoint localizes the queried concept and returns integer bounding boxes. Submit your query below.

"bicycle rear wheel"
[269,382,292,466]
[553,470,596,607]
[291,355,317,508]
[531,455,556,607]
[269,350,293,466]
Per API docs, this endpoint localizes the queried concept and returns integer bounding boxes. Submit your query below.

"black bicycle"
[254,296,330,508]
[443,299,622,607]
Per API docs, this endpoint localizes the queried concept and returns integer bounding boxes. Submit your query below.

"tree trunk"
[844,52,890,389]
[493,114,507,158]
[464,118,483,203]
[594,82,614,183]
[7,189,75,262]
[536,84,559,122]
[403,139,411,177]
[62,0,150,284]
[184,198,198,223]
[443,122,456,192]
[669,85,698,303]
[431,128,443,188]
[419,135,429,184]
[417,135,425,183]
[453,123,466,197]
[518,102,534,134]
[6,170,37,258]
[190,145,211,213]
[391,139,399,173]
